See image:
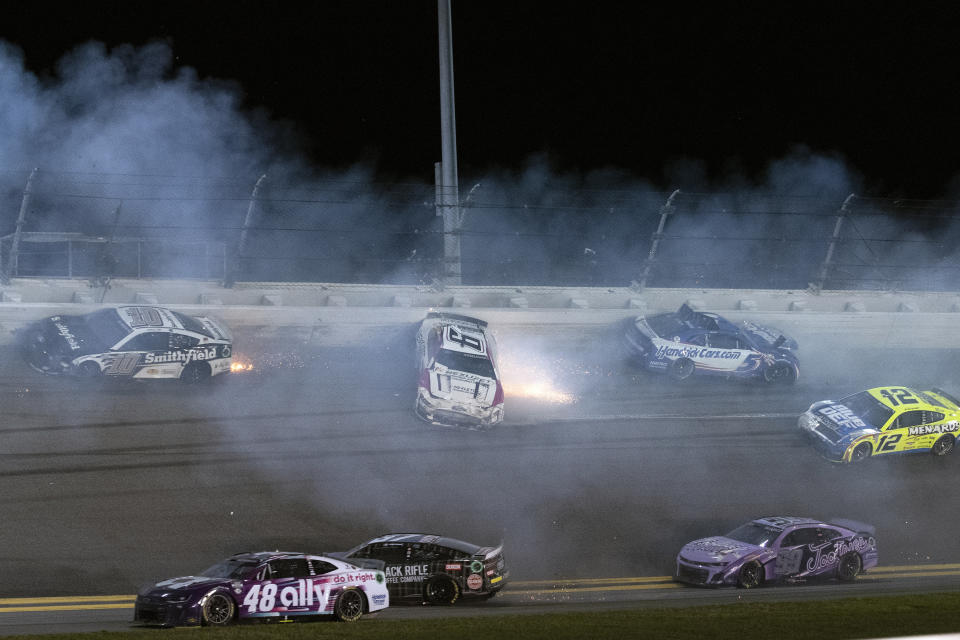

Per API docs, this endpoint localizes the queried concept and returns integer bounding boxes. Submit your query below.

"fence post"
[225,173,267,288]
[2,167,38,284]
[637,189,680,290]
[814,193,855,291]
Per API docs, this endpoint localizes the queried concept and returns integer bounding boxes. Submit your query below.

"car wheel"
[333,588,365,622]
[424,575,460,605]
[201,591,235,626]
[668,358,695,381]
[77,361,101,378]
[180,362,211,385]
[837,552,862,582]
[763,361,796,384]
[931,435,955,457]
[850,442,872,462]
[737,561,763,589]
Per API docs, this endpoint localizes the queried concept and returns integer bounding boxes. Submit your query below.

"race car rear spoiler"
[427,311,488,328]
[930,387,960,410]
[828,518,875,536]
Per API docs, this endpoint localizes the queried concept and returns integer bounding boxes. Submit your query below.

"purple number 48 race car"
[675,516,878,588]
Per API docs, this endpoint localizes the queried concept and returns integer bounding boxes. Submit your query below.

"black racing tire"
[837,552,862,582]
[737,561,763,589]
[931,435,955,457]
[850,442,873,463]
[668,358,695,381]
[201,591,235,626]
[424,575,460,605]
[77,361,101,378]
[763,361,797,384]
[180,362,211,385]
[333,588,365,622]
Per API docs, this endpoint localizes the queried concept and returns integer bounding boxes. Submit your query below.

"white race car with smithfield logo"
[18,305,233,384]
[414,312,504,428]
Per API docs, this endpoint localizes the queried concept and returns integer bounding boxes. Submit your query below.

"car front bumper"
[133,597,202,627]
[674,558,733,586]
[797,413,847,462]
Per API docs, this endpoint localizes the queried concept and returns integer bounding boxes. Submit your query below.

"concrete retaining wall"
[1,278,959,348]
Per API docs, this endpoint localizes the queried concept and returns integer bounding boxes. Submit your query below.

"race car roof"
[115,306,184,330]
[751,516,821,530]
[646,304,740,339]
[359,533,483,554]
[228,551,305,562]
[864,386,959,412]
[440,325,488,356]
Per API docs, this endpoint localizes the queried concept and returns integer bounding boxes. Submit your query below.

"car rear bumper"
[415,391,503,427]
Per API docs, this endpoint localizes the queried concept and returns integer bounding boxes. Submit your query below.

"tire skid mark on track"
[0,408,412,435]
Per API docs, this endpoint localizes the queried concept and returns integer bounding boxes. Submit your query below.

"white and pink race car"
[414,312,504,428]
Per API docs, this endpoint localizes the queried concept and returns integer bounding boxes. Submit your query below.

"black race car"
[331,533,508,604]
[18,305,233,383]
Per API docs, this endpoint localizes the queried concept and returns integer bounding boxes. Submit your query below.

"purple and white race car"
[134,551,389,627]
[675,516,878,588]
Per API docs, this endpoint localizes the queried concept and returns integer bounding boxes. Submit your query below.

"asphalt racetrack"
[2,320,959,634]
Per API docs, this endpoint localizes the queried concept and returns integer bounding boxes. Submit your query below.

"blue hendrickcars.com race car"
[622,304,799,383]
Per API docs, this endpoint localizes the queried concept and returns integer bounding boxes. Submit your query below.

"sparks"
[498,356,576,405]
[503,381,576,405]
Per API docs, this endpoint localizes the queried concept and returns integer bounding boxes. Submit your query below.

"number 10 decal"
[103,353,141,375]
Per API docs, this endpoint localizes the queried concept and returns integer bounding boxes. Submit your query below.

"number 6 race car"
[622,304,799,383]
[18,305,232,383]
[134,551,389,627]
[798,386,960,462]
[675,516,878,588]
[414,312,504,428]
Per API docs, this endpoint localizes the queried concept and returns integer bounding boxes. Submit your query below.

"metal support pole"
[814,193,855,292]
[225,173,267,288]
[2,167,38,284]
[437,0,461,285]
[637,189,680,290]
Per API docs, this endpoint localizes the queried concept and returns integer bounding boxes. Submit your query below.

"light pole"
[436,0,461,285]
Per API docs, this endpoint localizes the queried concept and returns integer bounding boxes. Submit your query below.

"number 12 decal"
[879,388,917,406]
[876,433,901,453]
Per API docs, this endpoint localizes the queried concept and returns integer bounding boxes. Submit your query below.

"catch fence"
[2,168,958,291]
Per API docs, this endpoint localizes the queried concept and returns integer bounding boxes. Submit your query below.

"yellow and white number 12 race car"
[798,386,960,463]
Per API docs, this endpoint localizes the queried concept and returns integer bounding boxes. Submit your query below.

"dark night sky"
[4,1,960,197]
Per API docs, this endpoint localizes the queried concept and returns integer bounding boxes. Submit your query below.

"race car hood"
[740,321,798,352]
[808,401,880,444]
[427,365,498,406]
[141,575,229,597]
[32,316,110,357]
[679,536,762,565]
[324,553,386,571]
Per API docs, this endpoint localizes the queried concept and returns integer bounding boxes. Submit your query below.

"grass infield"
[9,591,960,640]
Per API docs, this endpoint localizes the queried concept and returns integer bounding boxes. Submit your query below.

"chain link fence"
[2,168,959,291]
